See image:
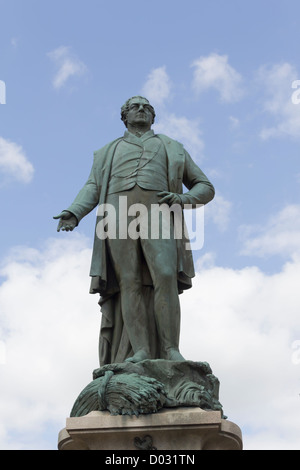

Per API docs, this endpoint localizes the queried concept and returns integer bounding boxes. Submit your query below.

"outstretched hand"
[53,211,78,232]
[157,191,182,206]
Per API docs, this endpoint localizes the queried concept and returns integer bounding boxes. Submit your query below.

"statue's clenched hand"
[53,211,78,232]
[157,191,182,206]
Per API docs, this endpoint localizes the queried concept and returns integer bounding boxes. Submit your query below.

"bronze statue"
[54,96,215,366]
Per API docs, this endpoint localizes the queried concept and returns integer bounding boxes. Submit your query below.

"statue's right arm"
[54,157,101,231]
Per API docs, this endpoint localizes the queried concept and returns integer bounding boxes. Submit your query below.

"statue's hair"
[121,96,156,127]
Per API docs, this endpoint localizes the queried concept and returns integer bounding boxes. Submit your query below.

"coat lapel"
[95,138,122,205]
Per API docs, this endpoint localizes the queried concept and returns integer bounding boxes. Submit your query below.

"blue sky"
[1,0,300,450]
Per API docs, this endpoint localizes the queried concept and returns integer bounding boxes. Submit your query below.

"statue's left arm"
[158,150,215,208]
[180,150,215,207]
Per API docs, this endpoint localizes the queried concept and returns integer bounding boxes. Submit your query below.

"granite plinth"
[58,407,242,450]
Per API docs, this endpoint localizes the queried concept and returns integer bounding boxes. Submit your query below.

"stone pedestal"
[58,407,242,450]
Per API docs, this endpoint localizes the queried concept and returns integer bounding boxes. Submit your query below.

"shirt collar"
[123,129,155,143]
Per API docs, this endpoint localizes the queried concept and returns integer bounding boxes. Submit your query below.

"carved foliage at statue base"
[70,360,225,419]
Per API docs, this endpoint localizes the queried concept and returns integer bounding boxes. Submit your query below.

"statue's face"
[126,97,153,129]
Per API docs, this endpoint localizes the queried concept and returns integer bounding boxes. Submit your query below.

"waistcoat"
[107,130,168,194]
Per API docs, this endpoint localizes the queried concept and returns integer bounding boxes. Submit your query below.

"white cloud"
[180,255,300,450]
[141,66,172,106]
[0,137,34,184]
[141,66,205,160]
[205,193,232,232]
[154,113,204,160]
[181,204,300,449]
[257,62,300,140]
[191,53,244,103]
[229,115,240,129]
[240,204,300,259]
[0,235,99,449]
[48,46,87,89]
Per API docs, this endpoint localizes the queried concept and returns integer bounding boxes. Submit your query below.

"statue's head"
[121,96,156,128]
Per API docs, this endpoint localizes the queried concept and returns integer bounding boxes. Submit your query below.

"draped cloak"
[65,133,215,365]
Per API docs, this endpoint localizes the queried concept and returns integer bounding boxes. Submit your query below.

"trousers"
[105,185,181,359]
